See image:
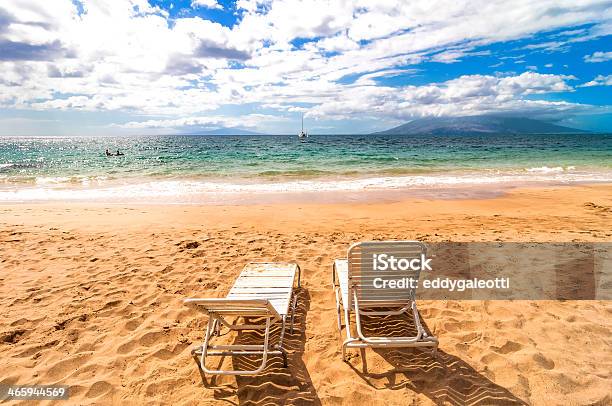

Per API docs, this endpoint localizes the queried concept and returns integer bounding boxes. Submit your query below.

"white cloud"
[584,51,612,63]
[315,33,359,52]
[430,48,491,64]
[306,72,582,121]
[0,0,610,131]
[579,74,612,87]
[192,0,223,9]
[117,113,286,129]
[353,69,418,86]
[524,41,565,50]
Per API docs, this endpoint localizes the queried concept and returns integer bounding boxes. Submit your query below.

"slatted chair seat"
[185,262,301,376]
[332,241,438,362]
[226,262,297,316]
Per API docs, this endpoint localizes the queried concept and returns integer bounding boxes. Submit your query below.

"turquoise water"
[0,133,611,202]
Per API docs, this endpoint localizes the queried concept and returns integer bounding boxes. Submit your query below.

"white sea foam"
[525,166,566,173]
[34,175,109,185]
[1,169,611,203]
[35,176,72,185]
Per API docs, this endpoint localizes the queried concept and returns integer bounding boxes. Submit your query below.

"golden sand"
[1,184,611,405]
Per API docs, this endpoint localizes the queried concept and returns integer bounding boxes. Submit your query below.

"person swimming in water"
[105,149,124,156]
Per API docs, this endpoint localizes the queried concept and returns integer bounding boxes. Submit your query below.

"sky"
[0,0,611,135]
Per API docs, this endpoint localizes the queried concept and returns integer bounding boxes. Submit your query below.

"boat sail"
[298,114,308,139]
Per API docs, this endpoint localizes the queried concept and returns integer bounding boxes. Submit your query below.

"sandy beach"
[1,184,611,405]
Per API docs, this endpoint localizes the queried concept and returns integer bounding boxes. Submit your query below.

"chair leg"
[411,301,426,339]
[198,317,273,375]
[280,347,288,367]
[199,316,216,372]
[341,308,353,362]
[334,288,342,331]
[290,293,298,334]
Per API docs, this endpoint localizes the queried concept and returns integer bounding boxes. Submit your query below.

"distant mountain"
[187,127,262,135]
[371,115,588,135]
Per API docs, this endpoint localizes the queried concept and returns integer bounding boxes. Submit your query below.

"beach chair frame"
[185,262,301,375]
[332,241,438,361]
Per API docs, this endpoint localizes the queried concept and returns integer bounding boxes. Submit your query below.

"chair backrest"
[184,298,281,320]
[347,241,428,309]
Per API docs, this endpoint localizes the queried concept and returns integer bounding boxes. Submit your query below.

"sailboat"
[298,114,308,139]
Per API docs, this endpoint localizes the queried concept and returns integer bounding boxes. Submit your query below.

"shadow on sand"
[346,310,528,405]
[192,288,321,405]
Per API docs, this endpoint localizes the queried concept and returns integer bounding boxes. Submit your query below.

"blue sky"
[0,0,611,135]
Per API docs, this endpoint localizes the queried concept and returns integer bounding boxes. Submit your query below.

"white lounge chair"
[185,262,301,375]
[332,241,438,361]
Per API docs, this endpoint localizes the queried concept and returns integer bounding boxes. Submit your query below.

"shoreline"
[3,183,612,236]
[1,176,612,205]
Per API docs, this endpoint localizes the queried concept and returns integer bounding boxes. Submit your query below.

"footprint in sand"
[138,330,167,347]
[117,339,138,354]
[44,353,92,380]
[144,378,183,397]
[123,318,143,333]
[532,353,555,370]
[494,340,523,354]
[151,343,189,360]
[85,381,113,398]
[480,351,510,367]
[0,329,26,344]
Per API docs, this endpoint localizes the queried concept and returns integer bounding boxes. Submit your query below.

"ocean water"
[0,133,611,203]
